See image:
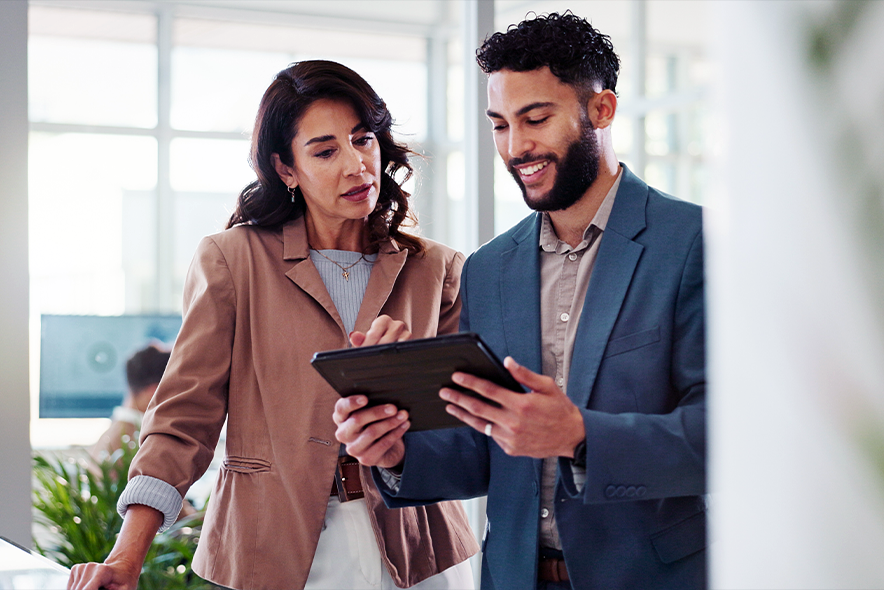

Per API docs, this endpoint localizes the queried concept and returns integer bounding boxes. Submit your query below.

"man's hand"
[441,356,586,458]
[334,315,412,468]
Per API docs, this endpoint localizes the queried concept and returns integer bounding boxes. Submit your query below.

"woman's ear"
[271,153,298,188]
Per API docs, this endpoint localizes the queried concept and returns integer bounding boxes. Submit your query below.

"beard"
[507,118,600,212]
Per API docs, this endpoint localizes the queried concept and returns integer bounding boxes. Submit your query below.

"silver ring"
[484,423,493,437]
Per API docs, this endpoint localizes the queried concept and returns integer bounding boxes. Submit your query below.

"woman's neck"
[305,213,370,252]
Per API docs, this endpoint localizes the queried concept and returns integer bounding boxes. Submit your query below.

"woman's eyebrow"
[303,123,369,147]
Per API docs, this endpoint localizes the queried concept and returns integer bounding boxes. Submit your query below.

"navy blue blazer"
[378,165,707,590]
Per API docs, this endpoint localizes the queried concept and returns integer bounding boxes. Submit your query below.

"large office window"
[27,1,443,444]
[27,0,712,443]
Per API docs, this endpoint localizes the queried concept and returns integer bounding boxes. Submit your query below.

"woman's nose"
[342,145,367,176]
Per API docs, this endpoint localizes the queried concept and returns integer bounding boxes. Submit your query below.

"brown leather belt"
[537,557,569,583]
[330,455,364,502]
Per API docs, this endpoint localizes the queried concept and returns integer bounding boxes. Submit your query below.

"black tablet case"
[311,332,523,431]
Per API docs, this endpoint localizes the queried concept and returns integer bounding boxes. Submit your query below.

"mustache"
[507,152,559,170]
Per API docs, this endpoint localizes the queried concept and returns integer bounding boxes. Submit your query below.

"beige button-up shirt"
[538,170,621,550]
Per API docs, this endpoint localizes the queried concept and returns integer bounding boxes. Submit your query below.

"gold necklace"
[310,247,365,281]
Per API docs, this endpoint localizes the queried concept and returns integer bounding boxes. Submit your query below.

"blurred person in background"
[88,343,170,465]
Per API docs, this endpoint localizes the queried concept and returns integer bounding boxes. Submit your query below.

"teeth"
[519,162,548,176]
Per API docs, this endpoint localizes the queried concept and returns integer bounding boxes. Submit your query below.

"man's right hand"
[333,395,409,469]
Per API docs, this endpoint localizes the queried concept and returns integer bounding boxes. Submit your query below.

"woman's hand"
[68,560,140,590]
[349,315,411,347]
[334,395,408,469]
[68,504,163,590]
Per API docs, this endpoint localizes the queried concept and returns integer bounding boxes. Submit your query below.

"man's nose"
[508,127,534,159]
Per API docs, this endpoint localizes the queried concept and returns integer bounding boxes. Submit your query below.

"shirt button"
[560,312,570,322]
[568,253,578,261]
[540,508,550,518]
[556,377,564,387]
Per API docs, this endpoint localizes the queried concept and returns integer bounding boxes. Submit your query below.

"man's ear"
[587,89,617,130]
[271,153,298,188]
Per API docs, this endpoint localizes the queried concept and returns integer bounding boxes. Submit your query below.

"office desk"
[0,537,69,589]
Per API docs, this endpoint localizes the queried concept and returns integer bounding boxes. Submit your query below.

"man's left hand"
[441,356,586,458]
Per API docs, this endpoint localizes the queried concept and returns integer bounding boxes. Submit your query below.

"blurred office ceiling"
[29,0,709,51]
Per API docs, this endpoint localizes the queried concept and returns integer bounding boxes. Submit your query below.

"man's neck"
[547,161,620,248]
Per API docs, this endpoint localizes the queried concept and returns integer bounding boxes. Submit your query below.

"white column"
[630,0,647,178]
[421,31,449,243]
[0,0,34,546]
[709,1,884,588]
[156,5,174,311]
[462,0,496,251]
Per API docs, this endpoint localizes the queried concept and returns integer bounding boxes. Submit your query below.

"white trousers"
[304,497,475,590]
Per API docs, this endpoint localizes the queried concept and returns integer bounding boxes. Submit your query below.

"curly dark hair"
[476,11,620,99]
[227,60,423,255]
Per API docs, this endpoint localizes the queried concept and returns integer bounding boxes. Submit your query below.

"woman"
[68,61,477,590]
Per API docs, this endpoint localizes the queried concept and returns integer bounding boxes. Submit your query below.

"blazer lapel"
[353,241,407,334]
[568,165,647,408]
[282,218,347,337]
[501,214,543,375]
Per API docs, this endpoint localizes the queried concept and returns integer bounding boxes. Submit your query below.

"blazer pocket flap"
[650,510,706,564]
[223,456,272,473]
[604,326,660,358]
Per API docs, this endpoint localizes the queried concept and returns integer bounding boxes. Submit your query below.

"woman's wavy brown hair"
[227,60,423,254]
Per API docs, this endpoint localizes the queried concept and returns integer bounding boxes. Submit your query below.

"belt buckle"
[333,457,349,502]
[334,455,363,502]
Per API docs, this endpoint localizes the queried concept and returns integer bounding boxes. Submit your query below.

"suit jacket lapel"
[568,165,647,408]
[501,214,543,375]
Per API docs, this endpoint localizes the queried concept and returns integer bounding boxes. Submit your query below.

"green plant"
[32,440,214,589]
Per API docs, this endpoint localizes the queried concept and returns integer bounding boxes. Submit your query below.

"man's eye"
[492,124,507,131]
[527,117,549,125]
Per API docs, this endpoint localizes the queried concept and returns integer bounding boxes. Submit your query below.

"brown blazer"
[132,217,478,590]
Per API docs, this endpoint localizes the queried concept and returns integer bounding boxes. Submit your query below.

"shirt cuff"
[570,463,586,492]
[377,467,402,493]
[117,475,183,532]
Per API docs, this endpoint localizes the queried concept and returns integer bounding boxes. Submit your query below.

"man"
[89,343,171,464]
[335,12,706,590]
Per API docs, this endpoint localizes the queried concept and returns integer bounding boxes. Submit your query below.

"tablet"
[311,332,523,431]
[0,536,70,589]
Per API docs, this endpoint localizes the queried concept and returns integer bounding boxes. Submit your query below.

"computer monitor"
[39,314,182,418]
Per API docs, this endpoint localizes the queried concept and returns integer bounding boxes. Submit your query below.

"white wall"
[0,0,33,546]
[709,1,884,588]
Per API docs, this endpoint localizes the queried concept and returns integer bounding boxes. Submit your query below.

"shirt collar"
[539,167,623,253]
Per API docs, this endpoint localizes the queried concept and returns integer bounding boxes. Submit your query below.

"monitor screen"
[39,314,181,418]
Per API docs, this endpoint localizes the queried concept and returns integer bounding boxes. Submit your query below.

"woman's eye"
[354,135,374,146]
[492,124,507,132]
[315,149,335,159]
